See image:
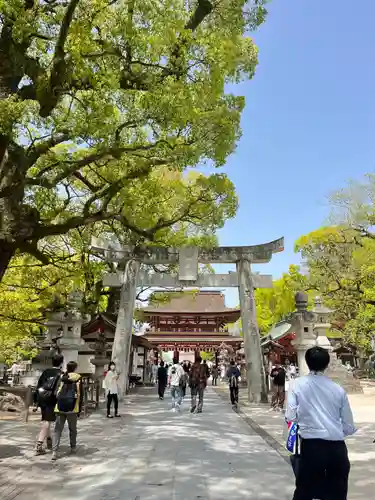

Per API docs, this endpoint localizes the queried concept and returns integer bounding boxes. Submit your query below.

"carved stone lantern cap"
[313,295,334,315]
[295,291,308,311]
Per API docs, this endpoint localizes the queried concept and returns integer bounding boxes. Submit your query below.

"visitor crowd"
[152,357,241,413]
[33,348,357,500]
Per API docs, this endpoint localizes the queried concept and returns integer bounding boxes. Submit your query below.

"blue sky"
[217,0,375,306]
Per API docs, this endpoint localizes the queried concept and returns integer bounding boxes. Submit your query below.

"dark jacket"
[270,367,286,386]
[55,372,83,414]
[36,367,61,407]
[157,366,168,385]
[189,362,208,389]
[226,366,240,380]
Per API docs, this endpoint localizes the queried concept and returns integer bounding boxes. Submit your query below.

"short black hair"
[172,357,179,365]
[230,359,235,365]
[66,361,78,373]
[305,346,330,372]
[52,354,64,367]
[160,360,164,366]
[195,355,202,363]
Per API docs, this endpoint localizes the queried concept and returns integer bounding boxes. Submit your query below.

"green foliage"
[255,265,307,334]
[200,351,214,362]
[0,0,266,282]
[294,175,375,350]
[0,0,269,359]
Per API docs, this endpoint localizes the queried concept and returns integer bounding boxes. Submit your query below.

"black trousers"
[158,382,166,398]
[107,393,119,415]
[293,439,350,500]
[229,386,239,405]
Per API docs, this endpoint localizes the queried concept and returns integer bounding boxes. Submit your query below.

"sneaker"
[171,408,176,412]
[46,437,53,450]
[197,409,202,414]
[115,414,121,418]
[35,443,46,456]
[190,406,196,414]
[51,451,57,461]
[107,415,113,418]
[70,447,77,454]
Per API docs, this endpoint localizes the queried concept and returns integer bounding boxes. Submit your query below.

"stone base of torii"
[91,237,285,403]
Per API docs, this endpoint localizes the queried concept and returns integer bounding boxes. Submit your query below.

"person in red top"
[189,355,208,414]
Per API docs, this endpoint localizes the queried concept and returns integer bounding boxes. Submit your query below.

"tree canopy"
[0,0,266,280]
[294,174,375,353]
[255,265,307,334]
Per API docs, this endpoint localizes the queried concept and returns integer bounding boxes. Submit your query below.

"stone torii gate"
[91,237,284,403]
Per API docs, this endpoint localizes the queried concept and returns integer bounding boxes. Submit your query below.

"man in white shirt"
[286,346,356,500]
[168,357,184,412]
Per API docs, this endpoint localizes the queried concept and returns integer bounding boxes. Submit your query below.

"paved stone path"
[215,383,375,500]
[0,387,294,500]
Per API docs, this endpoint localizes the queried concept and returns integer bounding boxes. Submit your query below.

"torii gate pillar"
[237,259,268,403]
[92,237,284,402]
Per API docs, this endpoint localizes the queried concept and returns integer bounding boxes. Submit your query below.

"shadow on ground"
[0,387,294,500]
[214,384,375,500]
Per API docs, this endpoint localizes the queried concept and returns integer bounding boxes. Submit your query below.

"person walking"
[189,356,208,414]
[286,346,356,500]
[180,362,189,398]
[34,353,63,455]
[226,360,240,409]
[157,360,168,400]
[103,361,120,418]
[168,357,184,412]
[270,363,286,410]
[211,365,219,386]
[151,361,158,385]
[202,359,210,379]
[52,361,83,461]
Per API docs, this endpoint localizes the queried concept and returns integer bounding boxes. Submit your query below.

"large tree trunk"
[0,244,16,281]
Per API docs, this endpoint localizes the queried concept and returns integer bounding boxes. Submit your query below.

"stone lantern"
[55,290,88,371]
[313,296,334,351]
[313,296,363,393]
[291,292,317,376]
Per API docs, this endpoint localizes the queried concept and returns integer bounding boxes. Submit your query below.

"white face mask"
[109,366,115,371]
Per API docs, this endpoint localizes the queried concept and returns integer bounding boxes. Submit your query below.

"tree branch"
[26,132,71,167]
[39,0,81,117]
[185,0,213,31]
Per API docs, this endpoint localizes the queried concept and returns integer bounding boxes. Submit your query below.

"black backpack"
[57,378,78,412]
[37,372,60,406]
[229,374,238,388]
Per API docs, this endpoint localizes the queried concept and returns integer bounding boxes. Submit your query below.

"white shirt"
[286,372,357,441]
[168,364,184,387]
[103,370,119,395]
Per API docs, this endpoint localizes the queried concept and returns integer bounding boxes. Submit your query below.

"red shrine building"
[143,290,243,363]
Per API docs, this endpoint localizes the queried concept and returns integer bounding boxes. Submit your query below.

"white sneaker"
[171,408,176,412]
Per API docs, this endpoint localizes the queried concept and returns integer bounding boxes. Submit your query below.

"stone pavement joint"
[0,387,294,500]
[214,382,375,500]
[214,387,291,465]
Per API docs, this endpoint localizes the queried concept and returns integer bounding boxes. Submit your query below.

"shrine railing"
[81,375,101,416]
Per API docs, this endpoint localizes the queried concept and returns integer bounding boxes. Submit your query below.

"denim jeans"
[191,387,204,411]
[170,386,182,408]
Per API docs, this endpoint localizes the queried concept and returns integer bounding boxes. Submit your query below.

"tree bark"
[0,244,16,281]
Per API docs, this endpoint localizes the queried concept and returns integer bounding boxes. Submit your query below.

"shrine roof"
[82,313,117,333]
[142,291,240,315]
[145,335,242,344]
